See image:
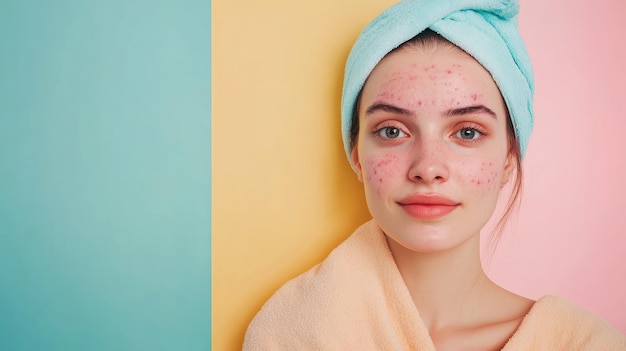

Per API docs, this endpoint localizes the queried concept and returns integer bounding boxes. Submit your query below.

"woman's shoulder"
[504,295,626,350]
[243,220,401,349]
[252,219,384,307]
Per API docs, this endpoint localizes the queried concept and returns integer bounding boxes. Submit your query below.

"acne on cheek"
[365,155,401,189]
[464,161,500,190]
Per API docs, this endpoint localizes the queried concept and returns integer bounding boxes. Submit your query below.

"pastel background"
[213,0,626,350]
[0,1,211,350]
[214,0,626,349]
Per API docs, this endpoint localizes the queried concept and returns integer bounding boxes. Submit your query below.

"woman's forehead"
[362,47,501,108]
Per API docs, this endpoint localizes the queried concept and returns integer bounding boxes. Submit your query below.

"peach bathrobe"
[243,220,625,350]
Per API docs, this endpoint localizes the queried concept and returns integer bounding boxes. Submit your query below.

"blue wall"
[0,1,211,349]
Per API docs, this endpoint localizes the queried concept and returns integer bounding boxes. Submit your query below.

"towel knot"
[485,0,519,20]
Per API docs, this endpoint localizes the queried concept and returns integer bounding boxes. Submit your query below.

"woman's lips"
[397,194,459,219]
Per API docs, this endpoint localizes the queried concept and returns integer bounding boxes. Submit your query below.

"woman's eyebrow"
[365,103,414,117]
[445,105,497,119]
[365,103,497,119]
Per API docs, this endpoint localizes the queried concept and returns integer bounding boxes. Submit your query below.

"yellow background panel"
[213,1,397,349]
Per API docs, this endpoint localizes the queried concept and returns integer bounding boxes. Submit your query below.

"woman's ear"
[500,151,516,187]
[350,144,363,183]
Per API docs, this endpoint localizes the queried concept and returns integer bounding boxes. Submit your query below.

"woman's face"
[352,45,514,253]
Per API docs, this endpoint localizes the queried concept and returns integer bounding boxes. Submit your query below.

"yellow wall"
[213,0,397,349]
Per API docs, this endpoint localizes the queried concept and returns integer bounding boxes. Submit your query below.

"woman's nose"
[407,139,450,184]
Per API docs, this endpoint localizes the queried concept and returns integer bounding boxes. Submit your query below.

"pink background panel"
[484,0,626,333]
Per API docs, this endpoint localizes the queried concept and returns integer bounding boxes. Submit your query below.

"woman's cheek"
[363,154,401,194]
[462,160,501,192]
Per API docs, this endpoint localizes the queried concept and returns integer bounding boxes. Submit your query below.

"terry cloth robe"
[243,220,626,350]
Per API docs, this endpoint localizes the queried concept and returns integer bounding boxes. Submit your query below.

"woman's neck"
[385,233,497,330]
[385,232,535,351]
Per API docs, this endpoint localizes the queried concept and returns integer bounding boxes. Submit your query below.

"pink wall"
[485,0,626,332]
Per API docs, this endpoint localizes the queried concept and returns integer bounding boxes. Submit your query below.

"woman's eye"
[377,127,406,139]
[456,127,482,140]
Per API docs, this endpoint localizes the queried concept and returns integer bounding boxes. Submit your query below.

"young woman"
[244,0,626,349]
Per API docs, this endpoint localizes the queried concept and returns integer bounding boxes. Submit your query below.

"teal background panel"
[0,0,211,350]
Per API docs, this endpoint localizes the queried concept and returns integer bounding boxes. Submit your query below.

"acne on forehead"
[370,65,486,109]
[359,46,507,123]
[380,60,462,85]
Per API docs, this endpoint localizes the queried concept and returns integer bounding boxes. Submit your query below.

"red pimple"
[418,100,422,106]
[446,70,452,74]
[377,159,392,167]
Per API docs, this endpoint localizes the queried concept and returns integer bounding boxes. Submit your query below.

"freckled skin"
[365,155,401,192]
[352,45,514,253]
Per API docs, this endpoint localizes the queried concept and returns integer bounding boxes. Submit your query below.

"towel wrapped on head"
[341,0,534,164]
